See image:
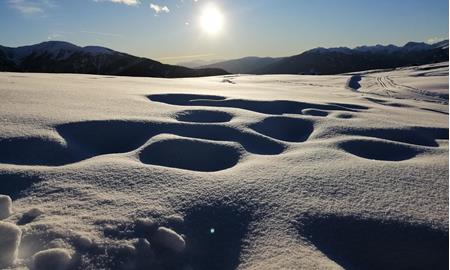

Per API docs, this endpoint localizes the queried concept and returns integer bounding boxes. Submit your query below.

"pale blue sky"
[1,0,448,64]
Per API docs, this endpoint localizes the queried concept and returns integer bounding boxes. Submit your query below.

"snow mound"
[151,226,186,253]
[0,195,12,219]
[0,221,22,268]
[365,97,414,108]
[32,248,73,270]
[301,108,329,117]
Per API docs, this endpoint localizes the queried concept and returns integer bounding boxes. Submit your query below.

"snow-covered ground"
[0,62,448,269]
[347,62,449,104]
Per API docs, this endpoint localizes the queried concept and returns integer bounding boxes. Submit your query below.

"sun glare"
[200,4,224,35]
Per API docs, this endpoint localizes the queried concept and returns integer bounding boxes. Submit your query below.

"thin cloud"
[8,0,54,15]
[94,0,140,6]
[150,3,170,14]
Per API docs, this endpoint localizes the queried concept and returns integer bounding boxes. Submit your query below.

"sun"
[199,4,224,35]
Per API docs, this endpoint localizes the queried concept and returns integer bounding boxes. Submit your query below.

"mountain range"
[196,56,283,74]
[0,41,227,78]
[199,40,449,74]
[0,40,448,77]
[177,59,226,69]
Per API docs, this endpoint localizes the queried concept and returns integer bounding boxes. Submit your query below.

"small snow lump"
[32,248,73,270]
[0,195,13,219]
[0,221,22,268]
[151,226,186,253]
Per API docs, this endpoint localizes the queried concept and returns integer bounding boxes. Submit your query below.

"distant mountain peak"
[200,40,448,75]
[307,47,353,54]
[0,41,228,78]
[354,44,399,53]
[403,41,431,52]
[257,39,448,75]
[6,41,117,62]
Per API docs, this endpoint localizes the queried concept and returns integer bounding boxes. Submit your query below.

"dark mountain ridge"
[0,41,228,78]
[200,40,449,75]
[199,56,284,74]
[1,40,448,76]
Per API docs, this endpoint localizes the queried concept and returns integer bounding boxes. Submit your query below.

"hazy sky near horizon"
[1,0,448,64]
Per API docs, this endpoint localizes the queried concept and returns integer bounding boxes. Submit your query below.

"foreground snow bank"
[32,248,73,270]
[0,65,447,269]
[0,221,22,268]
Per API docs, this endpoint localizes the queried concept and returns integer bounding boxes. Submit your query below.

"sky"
[0,0,448,64]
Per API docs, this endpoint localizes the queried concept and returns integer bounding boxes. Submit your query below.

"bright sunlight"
[199,3,224,35]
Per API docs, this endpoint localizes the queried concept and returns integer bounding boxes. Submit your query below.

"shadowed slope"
[0,172,42,199]
[339,127,448,147]
[297,214,449,270]
[0,137,72,166]
[0,119,285,166]
[174,110,233,123]
[56,120,152,157]
[338,139,421,161]
[148,94,368,115]
[139,137,242,172]
[183,203,253,270]
[347,75,362,91]
[249,117,314,142]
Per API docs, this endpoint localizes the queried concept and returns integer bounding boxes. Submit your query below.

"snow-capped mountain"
[199,40,448,75]
[0,41,227,78]
[354,44,400,53]
[311,41,447,55]
[257,40,449,75]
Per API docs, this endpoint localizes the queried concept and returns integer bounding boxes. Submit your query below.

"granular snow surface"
[0,63,448,269]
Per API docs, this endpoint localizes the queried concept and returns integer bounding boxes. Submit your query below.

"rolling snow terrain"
[0,62,448,270]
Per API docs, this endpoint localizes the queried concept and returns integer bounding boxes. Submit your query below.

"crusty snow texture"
[152,226,186,253]
[0,221,22,268]
[32,248,73,270]
[0,62,448,269]
[0,195,13,219]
